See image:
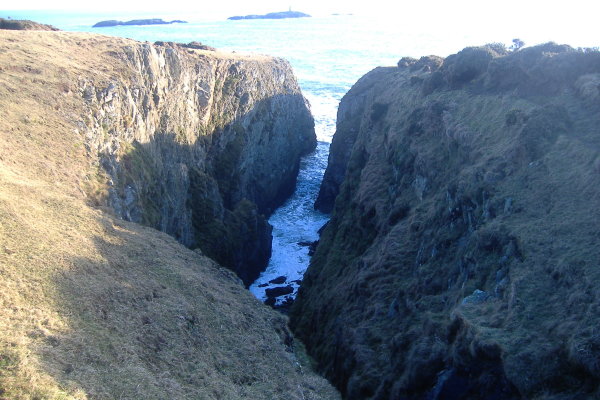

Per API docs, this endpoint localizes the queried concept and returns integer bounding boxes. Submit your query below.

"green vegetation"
[189,165,272,286]
[213,128,246,207]
[292,44,600,399]
[118,140,162,226]
[223,75,242,95]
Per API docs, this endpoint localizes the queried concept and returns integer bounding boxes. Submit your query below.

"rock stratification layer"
[292,43,600,399]
[78,38,315,285]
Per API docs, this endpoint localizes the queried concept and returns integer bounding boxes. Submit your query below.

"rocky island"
[291,43,600,399]
[92,18,187,27]
[228,11,311,20]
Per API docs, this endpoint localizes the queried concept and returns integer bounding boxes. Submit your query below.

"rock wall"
[292,43,600,399]
[78,40,315,285]
[0,29,339,399]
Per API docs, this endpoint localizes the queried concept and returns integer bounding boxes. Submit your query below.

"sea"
[2,9,595,306]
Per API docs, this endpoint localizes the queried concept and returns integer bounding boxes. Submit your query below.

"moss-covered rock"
[292,44,600,399]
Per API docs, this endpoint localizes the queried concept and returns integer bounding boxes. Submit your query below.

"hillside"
[0,29,338,399]
[0,18,59,31]
[292,43,600,399]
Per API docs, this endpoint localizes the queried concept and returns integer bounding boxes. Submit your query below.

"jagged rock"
[461,289,490,305]
[274,296,295,314]
[298,240,318,255]
[264,297,276,307]
[268,276,287,284]
[307,241,318,256]
[0,29,340,400]
[265,285,294,298]
[181,41,216,51]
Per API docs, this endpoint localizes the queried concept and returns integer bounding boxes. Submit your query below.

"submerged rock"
[298,240,319,255]
[269,276,287,284]
[265,285,294,298]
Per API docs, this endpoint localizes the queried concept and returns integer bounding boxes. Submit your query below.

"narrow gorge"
[3,20,600,400]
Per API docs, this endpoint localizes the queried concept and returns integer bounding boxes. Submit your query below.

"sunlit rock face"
[292,43,600,399]
[79,40,315,285]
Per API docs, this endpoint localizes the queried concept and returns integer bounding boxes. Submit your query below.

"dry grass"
[0,30,339,399]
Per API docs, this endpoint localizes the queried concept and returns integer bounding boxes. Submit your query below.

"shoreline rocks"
[265,285,294,298]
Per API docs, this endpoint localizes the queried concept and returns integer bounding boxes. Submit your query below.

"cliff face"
[77,39,315,285]
[0,30,339,399]
[292,43,600,399]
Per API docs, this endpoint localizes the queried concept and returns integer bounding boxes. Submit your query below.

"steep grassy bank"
[0,29,338,399]
[292,43,600,399]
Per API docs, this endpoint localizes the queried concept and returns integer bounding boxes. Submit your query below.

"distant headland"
[228,11,310,20]
[0,17,59,31]
[92,19,187,28]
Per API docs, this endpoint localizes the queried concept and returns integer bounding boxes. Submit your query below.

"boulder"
[265,285,294,298]
[268,276,287,284]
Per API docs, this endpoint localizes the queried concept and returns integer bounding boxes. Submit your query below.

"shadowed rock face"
[292,44,600,399]
[78,40,315,285]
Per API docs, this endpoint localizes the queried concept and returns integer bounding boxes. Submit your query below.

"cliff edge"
[0,30,337,399]
[72,34,315,285]
[292,43,600,399]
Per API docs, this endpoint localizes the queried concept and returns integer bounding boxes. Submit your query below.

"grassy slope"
[0,30,339,399]
[292,45,600,399]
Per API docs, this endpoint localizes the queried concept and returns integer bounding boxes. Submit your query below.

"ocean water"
[3,10,594,305]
